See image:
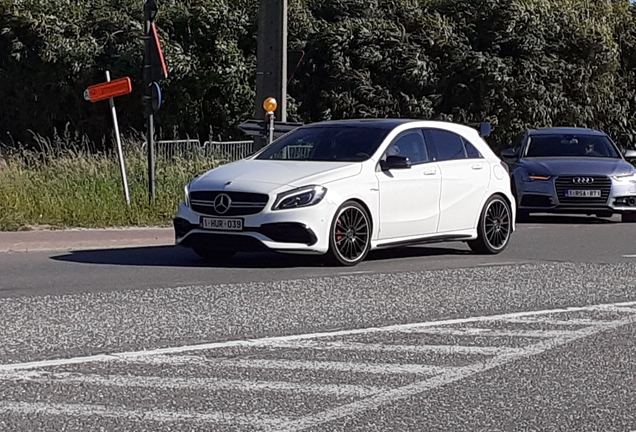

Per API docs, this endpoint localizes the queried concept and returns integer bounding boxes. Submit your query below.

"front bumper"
[173,201,335,254]
[516,176,636,214]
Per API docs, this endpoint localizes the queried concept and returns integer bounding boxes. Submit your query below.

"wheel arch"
[344,198,374,235]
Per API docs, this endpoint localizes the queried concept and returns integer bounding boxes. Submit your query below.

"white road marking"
[622,254,636,258]
[263,340,523,356]
[276,315,635,431]
[500,318,611,326]
[0,401,289,428]
[1,300,634,373]
[404,328,578,338]
[139,356,452,376]
[1,372,383,398]
[337,270,376,276]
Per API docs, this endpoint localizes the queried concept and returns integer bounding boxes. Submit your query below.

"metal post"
[106,71,131,206]
[144,0,157,203]
[255,0,287,150]
[268,112,275,144]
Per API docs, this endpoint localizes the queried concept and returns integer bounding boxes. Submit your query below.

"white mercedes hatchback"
[174,119,516,265]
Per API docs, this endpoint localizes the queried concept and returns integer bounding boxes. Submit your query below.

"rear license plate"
[565,189,601,198]
[200,217,243,231]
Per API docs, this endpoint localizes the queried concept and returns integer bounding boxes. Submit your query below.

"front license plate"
[200,217,243,231]
[565,189,601,198]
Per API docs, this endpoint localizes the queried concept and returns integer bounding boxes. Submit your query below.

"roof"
[528,127,607,137]
[301,119,417,130]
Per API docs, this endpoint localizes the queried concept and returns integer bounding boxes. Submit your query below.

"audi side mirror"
[624,149,636,159]
[381,155,411,171]
[501,148,518,159]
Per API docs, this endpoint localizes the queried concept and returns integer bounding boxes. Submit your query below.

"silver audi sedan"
[501,127,636,222]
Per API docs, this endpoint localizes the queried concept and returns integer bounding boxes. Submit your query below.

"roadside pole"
[106,71,131,206]
[143,0,157,203]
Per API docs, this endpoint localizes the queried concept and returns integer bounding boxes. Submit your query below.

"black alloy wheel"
[469,195,512,254]
[326,201,371,266]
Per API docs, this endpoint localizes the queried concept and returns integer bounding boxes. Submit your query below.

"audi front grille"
[554,175,611,205]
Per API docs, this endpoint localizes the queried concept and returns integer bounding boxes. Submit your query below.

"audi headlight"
[523,172,551,181]
[184,184,191,207]
[612,172,636,182]
[273,185,327,210]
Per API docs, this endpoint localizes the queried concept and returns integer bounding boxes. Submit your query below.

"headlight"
[273,185,327,210]
[612,172,636,182]
[524,173,551,181]
[184,184,191,207]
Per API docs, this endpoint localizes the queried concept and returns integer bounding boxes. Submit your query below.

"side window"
[464,139,483,159]
[384,129,429,164]
[512,132,525,153]
[427,129,466,161]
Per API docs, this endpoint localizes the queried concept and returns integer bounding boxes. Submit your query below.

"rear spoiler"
[465,122,492,138]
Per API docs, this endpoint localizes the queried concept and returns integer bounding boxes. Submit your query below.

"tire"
[468,195,513,254]
[193,247,236,262]
[621,212,636,223]
[325,201,372,266]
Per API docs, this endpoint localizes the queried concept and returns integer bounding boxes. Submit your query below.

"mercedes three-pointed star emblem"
[213,193,232,215]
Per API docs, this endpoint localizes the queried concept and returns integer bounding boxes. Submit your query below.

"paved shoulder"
[0,228,174,252]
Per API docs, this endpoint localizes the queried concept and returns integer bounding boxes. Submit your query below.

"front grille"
[554,175,611,205]
[190,191,269,216]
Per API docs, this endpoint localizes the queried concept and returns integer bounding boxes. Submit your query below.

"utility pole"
[254,0,287,150]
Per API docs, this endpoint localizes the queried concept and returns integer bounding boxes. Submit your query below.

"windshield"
[255,126,390,162]
[524,134,620,158]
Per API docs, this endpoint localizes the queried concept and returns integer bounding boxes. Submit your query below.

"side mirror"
[501,148,518,159]
[381,155,411,171]
[624,149,636,159]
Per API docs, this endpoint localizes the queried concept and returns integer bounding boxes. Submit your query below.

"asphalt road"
[0,214,635,431]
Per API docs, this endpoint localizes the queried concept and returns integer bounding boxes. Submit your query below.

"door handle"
[423,169,437,176]
[471,164,484,170]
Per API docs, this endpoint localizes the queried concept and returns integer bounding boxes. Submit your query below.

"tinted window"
[464,139,482,158]
[524,134,620,158]
[428,129,466,161]
[384,130,429,164]
[512,132,525,152]
[256,126,390,162]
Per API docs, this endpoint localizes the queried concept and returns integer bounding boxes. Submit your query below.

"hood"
[520,157,635,176]
[190,159,363,193]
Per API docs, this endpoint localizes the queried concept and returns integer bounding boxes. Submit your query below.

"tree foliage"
[1,0,636,150]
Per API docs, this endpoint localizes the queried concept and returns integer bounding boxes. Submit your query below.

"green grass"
[0,141,218,231]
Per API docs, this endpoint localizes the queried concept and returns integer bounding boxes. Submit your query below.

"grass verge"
[0,142,218,231]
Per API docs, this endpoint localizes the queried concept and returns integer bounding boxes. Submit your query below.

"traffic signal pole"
[254,0,287,151]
